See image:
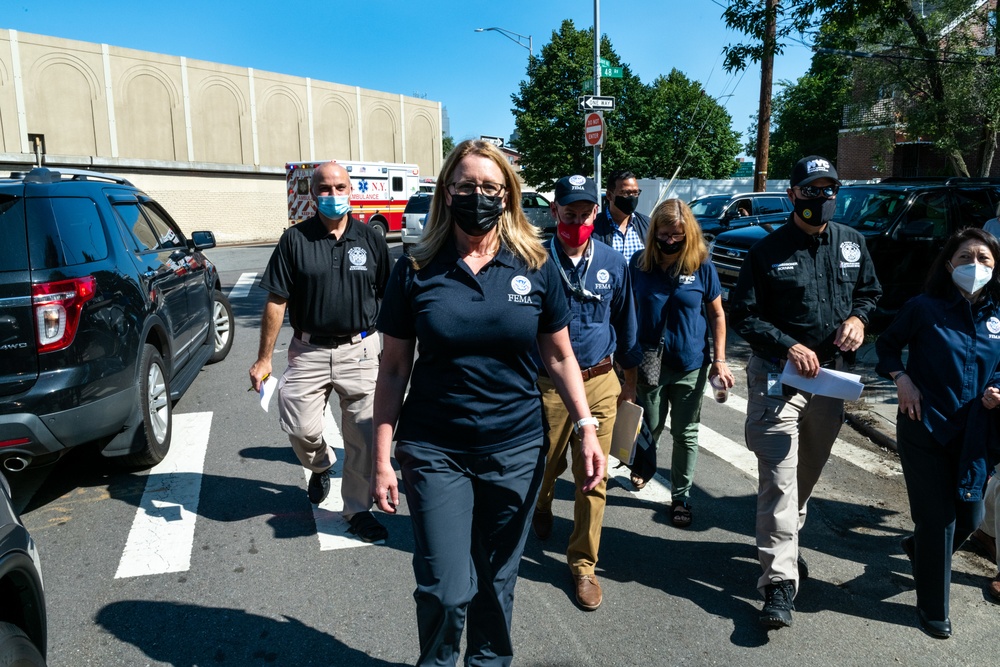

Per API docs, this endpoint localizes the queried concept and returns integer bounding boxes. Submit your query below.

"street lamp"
[474,27,532,58]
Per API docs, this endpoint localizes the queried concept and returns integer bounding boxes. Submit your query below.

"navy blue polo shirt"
[629,256,722,373]
[377,240,572,454]
[876,289,1000,445]
[538,238,641,369]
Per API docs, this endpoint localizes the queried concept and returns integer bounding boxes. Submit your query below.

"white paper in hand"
[259,376,278,412]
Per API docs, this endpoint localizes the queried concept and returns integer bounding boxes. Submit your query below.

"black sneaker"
[307,468,331,504]
[760,579,795,628]
[347,511,388,544]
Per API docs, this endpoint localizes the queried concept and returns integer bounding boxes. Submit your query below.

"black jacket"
[593,206,651,248]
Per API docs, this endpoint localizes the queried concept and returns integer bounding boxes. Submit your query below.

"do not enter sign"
[584,111,604,147]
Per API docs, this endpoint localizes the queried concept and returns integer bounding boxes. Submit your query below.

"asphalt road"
[9,242,999,667]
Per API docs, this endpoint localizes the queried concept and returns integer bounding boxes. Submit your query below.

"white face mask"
[950,262,993,294]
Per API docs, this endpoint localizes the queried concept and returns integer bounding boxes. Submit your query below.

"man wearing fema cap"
[531,174,641,611]
[729,156,881,628]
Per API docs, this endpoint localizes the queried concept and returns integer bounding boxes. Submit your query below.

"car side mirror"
[190,230,217,250]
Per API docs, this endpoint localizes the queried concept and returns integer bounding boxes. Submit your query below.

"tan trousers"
[536,371,619,575]
[981,467,1000,559]
[744,354,844,595]
[278,335,379,519]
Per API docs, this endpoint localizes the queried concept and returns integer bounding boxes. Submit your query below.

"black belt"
[539,355,614,381]
[294,329,371,348]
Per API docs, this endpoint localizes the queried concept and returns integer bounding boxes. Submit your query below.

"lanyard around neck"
[549,236,602,302]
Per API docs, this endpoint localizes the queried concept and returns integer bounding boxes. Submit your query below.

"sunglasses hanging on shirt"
[549,236,603,302]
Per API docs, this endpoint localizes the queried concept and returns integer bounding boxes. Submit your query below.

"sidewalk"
[844,342,899,451]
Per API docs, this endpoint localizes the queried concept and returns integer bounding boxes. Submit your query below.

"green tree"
[746,49,852,179]
[442,134,454,158]
[510,20,650,189]
[644,70,741,179]
[722,0,1000,177]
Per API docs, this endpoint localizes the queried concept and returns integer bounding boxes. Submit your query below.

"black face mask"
[449,193,503,236]
[793,195,836,227]
[655,238,683,255]
[613,195,639,215]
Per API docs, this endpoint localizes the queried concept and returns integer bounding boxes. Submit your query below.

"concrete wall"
[0,28,442,244]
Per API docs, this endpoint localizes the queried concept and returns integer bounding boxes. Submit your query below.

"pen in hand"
[248,373,270,392]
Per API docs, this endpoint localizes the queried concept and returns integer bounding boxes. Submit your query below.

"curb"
[845,409,897,453]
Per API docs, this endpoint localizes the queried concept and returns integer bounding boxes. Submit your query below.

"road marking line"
[701,384,901,477]
[609,458,673,504]
[309,405,376,550]
[698,424,760,479]
[228,272,257,299]
[115,412,212,578]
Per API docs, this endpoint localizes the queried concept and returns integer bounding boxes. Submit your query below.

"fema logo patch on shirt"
[988,316,1000,336]
[839,241,861,268]
[348,246,368,271]
[596,269,610,284]
[509,275,533,304]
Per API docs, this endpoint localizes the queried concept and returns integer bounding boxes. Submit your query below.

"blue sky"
[5,0,814,152]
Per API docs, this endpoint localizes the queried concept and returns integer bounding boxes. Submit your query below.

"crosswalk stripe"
[228,272,257,299]
[115,412,212,578]
[309,404,378,550]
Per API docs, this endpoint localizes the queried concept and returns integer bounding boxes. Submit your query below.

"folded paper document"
[780,360,864,401]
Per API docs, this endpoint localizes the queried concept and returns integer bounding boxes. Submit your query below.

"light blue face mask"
[316,195,351,219]
[950,261,993,294]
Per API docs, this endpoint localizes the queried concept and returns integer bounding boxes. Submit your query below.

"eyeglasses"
[797,184,839,198]
[448,181,506,197]
[658,233,686,242]
[618,189,642,197]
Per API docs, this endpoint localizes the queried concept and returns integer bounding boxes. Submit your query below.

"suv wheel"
[0,621,46,666]
[121,345,172,468]
[208,291,234,363]
[369,218,388,238]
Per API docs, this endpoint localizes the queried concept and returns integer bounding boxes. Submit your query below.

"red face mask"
[557,221,595,248]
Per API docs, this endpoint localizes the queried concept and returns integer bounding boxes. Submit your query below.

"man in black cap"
[531,174,640,611]
[729,156,881,628]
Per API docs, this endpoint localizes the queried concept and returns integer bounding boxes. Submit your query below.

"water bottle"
[710,375,728,403]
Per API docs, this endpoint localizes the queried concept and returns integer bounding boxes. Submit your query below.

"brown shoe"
[532,509,553,541]
[988,574,1000,603]
[574,574,602,611]
[969,528,997,564]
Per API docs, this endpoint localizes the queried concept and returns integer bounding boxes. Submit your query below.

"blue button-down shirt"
[542,238,641,370]
[876,289,1000,445]
[606,209,645,263]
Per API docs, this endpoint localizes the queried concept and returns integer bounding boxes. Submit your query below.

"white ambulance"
[286,161,434,237]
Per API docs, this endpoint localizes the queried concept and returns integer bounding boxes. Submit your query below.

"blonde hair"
[409,140,546,270]
[637,199,707,276]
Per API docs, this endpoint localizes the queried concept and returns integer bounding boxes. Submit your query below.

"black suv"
[0,168,234,470]
[709,178,1000,330]
[689,191,794,242]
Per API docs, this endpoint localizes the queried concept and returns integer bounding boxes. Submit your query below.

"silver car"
[0,471,47,665]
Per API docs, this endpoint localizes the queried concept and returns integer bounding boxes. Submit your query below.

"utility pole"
[593,0,601,187]
[753,0,777,192]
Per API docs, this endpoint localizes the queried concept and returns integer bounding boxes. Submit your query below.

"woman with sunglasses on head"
[628,199,734,527]
[877,226,1000,639]
[371,140,604,666]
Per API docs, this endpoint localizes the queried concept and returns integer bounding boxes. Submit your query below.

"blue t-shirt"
[377,240,572,454]
[629,257,722,373]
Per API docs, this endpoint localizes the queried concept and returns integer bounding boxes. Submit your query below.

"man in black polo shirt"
[729,155,881,628]
[250,161,390,543]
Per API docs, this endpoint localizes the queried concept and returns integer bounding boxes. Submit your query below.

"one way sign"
[578,95,616,111]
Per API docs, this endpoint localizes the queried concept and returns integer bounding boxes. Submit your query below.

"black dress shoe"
[917,609,951,639]
[307,468,331,504]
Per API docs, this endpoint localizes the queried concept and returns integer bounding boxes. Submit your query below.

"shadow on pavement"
[96,600,408,666]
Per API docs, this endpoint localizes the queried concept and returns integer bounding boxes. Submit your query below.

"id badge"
[766,373,782,396]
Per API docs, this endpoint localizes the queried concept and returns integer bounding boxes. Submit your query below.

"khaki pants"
[278,335,379,519]
[744,354,844,595]
[536,371,619,575]
[979,466,999,562]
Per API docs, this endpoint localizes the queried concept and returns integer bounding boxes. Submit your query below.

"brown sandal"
[671,501,692,528]
[630,472,647,490]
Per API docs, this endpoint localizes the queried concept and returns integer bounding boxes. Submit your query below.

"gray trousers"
[277,335,379,519]
[744,354,844,595]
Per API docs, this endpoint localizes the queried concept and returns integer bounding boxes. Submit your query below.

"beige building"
[0,29,442,243]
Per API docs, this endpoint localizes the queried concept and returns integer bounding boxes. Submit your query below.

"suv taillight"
[31,276,97,353]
